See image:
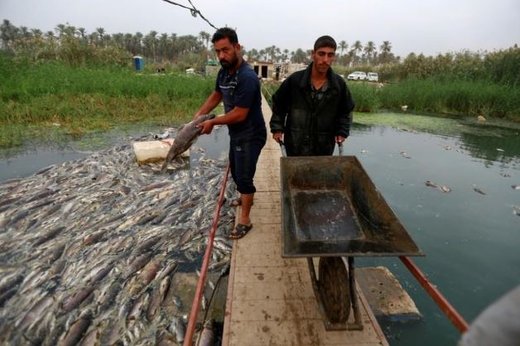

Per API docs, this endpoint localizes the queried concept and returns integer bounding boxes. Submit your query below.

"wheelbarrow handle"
[279,141,343,157]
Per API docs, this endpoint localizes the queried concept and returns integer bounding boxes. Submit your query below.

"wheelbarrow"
[279,142,423,330]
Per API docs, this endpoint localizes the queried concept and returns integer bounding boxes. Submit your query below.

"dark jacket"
[269,64,354,156]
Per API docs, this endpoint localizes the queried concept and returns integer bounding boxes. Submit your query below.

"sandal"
[229,223,253,240]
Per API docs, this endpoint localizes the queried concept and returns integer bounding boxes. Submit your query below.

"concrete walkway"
[222,94,388,346]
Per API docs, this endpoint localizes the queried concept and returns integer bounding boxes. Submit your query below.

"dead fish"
[425,180,451,193]
[161,114,216,172]
[400,151,412,159]
[96,279,123,314]
[127,259,161,296]
[16,295,55,330]
[473,187,487,195]
[513,206,520,216]
[127,290,151,321]
[0,285,18,308]
[78,327,100,346]
[153,130,170,140]
[125,252,153,279]
[146,276,171,321]
[82,230,106,246]
[197,319,215,346]
[61,286,96,313]
[33,225,66,247]
[512,185,520,190]
[58,311,92,346]
[0,272,24,296]
[169,316,186,344]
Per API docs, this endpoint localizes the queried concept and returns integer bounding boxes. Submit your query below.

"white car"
[367,72,379,82]
[347,71,367,81]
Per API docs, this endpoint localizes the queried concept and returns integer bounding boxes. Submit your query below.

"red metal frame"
[399,256,469,333]
[183,164,230,346]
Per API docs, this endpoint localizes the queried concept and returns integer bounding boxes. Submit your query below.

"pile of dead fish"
[0,138,236,345]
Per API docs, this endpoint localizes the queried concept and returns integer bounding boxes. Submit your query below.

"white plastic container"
[132,139,188,164]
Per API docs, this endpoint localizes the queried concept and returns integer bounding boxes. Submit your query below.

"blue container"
[133,56,144,71]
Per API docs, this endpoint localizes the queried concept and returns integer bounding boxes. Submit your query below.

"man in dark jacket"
[270,35,354,156]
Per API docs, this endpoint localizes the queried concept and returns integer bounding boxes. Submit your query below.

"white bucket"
[132,139,188,164]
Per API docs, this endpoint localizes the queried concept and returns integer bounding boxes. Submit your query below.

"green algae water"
[1,113,519,345]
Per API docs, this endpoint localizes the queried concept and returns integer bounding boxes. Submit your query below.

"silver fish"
[169,316,186,344]
[161,114,216,172]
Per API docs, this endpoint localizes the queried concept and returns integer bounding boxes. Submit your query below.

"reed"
[0,57,214,148]
[263,77,519,122]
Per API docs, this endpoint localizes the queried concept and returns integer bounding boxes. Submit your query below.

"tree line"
[1,19,518,86]
[0,20,398,66]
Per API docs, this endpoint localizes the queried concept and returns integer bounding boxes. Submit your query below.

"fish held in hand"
[161,114,215,172]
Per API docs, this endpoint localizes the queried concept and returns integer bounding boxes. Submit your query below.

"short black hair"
[211,27,238,44]
[314,35,337,51]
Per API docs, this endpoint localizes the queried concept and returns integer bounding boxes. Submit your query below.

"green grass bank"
[2,57,519,149]
[0,57,214,148]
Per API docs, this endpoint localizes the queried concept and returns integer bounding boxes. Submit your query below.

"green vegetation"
[1,19,519,149]
[263,46,520,122]
[344,77,520,121]
[0,56,214,148]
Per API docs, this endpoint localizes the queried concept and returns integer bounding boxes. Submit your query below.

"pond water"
[1,114,519,345]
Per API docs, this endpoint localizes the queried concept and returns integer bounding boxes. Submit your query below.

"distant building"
[252,61,274,80]
[205,60,306,80]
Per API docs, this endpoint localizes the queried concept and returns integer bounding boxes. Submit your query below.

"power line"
[160,0,218,30]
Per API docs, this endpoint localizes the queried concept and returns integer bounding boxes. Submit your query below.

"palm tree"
[351,40,363,65]
[77,28,87,43]
[378,41,393,64]
[0,19,18,49]
[55,24,66,38]
[96,27,106,46]
[143,31,158,62]
[282,49,289,62]
[364,41,376,64]
[199,31,210,50]
[158,33,169,61]
[339,40,348,56]
[291,48,307,64]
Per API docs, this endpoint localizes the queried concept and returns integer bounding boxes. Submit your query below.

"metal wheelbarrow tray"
[280,155,423,258]
[280,154,422,331]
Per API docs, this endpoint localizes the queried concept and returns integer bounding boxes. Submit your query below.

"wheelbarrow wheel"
[318,256,351,324]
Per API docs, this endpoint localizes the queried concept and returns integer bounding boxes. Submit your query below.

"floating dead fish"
[425,180,451,193]
[512,185,520,190]
[400,151,412,159]
[473,186,487,195]
[161,114,216,172]
[153,130,170,140]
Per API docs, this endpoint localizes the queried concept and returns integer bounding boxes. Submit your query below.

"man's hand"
[335,135,346,144]
[273,132,284,143]
[198,119,215,135]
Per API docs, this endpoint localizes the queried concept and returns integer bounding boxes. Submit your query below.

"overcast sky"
[2,0,519,58]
